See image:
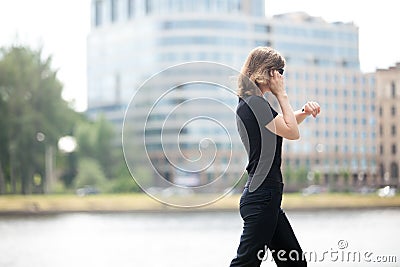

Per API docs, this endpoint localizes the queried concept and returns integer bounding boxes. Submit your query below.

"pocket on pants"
[240,188,274,208]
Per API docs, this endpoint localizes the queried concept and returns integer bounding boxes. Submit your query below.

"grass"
[282,193,400,210]
[0,193,399,214]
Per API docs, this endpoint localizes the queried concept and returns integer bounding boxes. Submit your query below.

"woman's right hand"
[268,70,286,97]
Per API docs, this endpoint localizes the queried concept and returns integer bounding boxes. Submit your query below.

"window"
[391,81,396,98]
[114,73,120,102]
[158,36,247,46]
[254,24,270,33]
[254,40,269,46]
[228,0,241,13]
[250,0,265,16]
[334,117,339,124]
[295,158,300,167]
[352,145,357,153]
[379,106,383,117]
[335,145,339,153]
[145,0,151,14]
[127,0,134,18]
[95,0,103,26]
[361,104,367,112]
[163,20,247,31]
[379,124,383,136]
[380,144,384,155]
[391,105,396,116]
[392,144,397,155]
[362,90,367,98]
[391,162,399,179]
[334,131,339,138]
[305,158,310,167]
[379,163,385,178]
[392,125,397,136]
[111,0,118,22]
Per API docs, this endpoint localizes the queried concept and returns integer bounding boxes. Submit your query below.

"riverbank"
[0,193,399,215]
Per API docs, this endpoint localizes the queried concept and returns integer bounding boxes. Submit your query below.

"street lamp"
[58,136,77,153]
[36,132,53,194]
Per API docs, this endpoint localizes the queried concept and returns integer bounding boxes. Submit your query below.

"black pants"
[230,184,306,267]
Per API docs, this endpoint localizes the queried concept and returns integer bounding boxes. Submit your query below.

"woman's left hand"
[302,101,321,118]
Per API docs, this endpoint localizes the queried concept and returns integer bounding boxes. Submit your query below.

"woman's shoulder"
[240,95,277,115]
[240,94,265,102]
[244,95,269,106]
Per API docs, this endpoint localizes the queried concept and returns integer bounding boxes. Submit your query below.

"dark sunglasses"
[276,68,284,75]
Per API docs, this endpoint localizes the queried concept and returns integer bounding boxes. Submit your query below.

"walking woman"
[230,47,320,266]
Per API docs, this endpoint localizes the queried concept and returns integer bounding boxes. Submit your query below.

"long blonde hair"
[237,46,285,97]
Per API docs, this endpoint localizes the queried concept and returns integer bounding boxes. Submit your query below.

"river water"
[0,208,399,267]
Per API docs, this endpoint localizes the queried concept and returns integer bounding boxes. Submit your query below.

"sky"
[1,0,399,111]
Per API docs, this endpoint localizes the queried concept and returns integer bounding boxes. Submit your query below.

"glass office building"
[87,2,376,190]
[87,0,267,190]
[88,0,266,120]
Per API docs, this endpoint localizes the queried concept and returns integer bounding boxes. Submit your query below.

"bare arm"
[294,109,308,125]
[264,71,299,140]
[266,94,299,140]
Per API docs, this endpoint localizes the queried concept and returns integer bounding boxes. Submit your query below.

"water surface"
[0,208,399,267]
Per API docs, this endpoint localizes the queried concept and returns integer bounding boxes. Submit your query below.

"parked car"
[76,186,99,196]
[301,185,327,196]
[357,186,376,194]
[161,186,194,197]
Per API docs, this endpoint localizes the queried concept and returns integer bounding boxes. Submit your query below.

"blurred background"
[0,0,399,266]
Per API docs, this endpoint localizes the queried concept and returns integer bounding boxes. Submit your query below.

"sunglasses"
[276,68,284,75]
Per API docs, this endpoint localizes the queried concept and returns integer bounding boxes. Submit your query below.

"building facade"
[268,13,377,190]
[376,63,400,187]
[87,1,378,190]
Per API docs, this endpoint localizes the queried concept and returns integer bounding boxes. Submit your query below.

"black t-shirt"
[236,95,283,189]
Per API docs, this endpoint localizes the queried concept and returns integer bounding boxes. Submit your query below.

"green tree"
[74,115,116,179]
[295,167,309,186]
[314,170,321,184]
[283,165,293,184]
[0,87,7,193]
[0,45,78,194]
[74,157,107,190]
